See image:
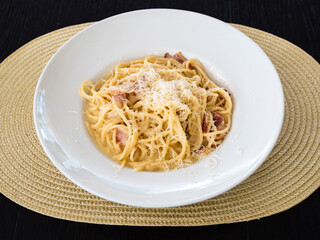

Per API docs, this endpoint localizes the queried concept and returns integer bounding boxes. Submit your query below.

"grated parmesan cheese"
[106,63,196,111]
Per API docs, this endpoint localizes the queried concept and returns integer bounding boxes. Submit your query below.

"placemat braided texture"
[0,23,319,226]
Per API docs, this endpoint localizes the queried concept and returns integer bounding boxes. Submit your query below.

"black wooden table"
[1,1,319,239]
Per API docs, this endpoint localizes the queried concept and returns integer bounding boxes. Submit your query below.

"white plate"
[34,9,284,208]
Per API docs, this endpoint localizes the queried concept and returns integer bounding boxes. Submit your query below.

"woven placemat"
[0,23,319,226]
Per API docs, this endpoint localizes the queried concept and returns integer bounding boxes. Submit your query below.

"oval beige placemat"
[0,23,319,226]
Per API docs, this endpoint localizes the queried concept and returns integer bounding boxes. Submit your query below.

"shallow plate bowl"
[34,9,284,208]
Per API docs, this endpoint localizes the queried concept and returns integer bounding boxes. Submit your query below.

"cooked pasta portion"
[80,52,232,171]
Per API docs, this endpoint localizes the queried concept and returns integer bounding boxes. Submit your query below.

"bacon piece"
[202,112,209,133]
[113,93,126,107]
[164,52,172,58]
[127,91,140,104]
[212,112,224,127]
[116,129,128,148]
[163,52,187,64]
[172,52,187,64]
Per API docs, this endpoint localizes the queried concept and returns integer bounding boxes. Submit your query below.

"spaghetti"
[79,52,232,171]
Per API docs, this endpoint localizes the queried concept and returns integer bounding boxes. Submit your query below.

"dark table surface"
[1,0,319,239]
